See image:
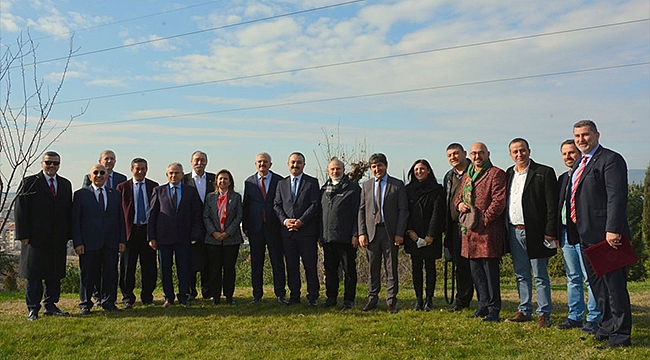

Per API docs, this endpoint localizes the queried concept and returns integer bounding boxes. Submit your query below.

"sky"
[1,0,649,190]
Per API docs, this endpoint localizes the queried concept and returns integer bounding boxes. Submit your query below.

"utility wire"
[67,61,650,128]
[22,0,366,67]
[56,18,650,105]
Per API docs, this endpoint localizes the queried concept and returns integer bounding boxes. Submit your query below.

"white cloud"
[85,78,127,87]
[123,34,178,51]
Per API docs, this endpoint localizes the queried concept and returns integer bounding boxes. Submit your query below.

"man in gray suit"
[358,153,408,313]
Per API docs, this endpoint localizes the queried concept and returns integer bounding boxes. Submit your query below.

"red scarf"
[217,191,228,232]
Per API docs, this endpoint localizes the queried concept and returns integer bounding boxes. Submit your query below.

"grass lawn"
[0,281,648,359]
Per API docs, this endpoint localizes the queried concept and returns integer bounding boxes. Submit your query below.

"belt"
[376,223,385,227]
[133,224,148,229]
[510,224,525,230]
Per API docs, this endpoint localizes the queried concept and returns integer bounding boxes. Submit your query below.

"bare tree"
[312,124,370,184]
[0,32,85,233]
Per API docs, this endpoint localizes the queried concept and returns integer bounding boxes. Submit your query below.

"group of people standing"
[15,119,633,349]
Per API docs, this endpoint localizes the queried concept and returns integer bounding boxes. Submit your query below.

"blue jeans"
[560,229,601,323]
[509,226,551,317]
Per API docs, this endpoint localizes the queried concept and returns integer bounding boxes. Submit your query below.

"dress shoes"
[597,340,631,349]
[536,315,550,328]
[340,301,354,311]
[362,299,378,312]
[103,304,120,312]
[423,297,433,312]
[179,301,189,308]
[321,299,337,308]
[387,304,398,314]
[142,301,154,307]
[413,299,423,311]
[79,307,91,315]
[250,297,262,304]
[162,300,173,308]
[582,321,599,334]
[225,297,236,305]
[482,314,500,322]
[27,309,38,321]
[277,296,289,305]
[449,303,469,312]
[211,298,221,306]
[43,306,70,316]
[593,333,609,342]
[286,298,301,306]
[473,309,488,318]
[123,302,134,310]
[505,311,532,323]
[556,318,582,330]
[308,299,319,306]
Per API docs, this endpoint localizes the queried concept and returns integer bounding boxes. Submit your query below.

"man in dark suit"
[116,158,159,308]
[16,151,73,321]
[556,139,601,333]
[567,119,632,348]
[183,150,216,300]
[148,162,203,307]
[273,152,320,306]
[504,138,558,328]
[82,150,127,189]
[73,164,126,314]
[242,152,287,304]
[358,153,408,313]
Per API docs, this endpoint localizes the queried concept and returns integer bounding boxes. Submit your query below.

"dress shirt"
[373,174,387,223]
[91,184,107,210]
[169,183,182,208]
[290,174,303,195]
[192,171,207,203]
[571,144,599,184]
[508,164,528,225]
[133,179,150,224]
[44,174,58,194]
[257,172,270,194]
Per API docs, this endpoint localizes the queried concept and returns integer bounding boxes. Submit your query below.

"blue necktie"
[172,186,179,209]
[291,177,298,202]
[136,182,146,224]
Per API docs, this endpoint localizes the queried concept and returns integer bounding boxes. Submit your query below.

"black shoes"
[362,299,378,312]
[43,306,69,316]
[413,298,423,311]
[286,298,301,306]
[225,297,236,305]
[424,297,433,312]
[582,321,599,334]
[473,309,488,318]
[250,297,262,304]
[277,296,289,305]
[79,307,91,315]
[321,299,337,308]
[449,303,469,312]
[340,301,354,311]
[308,299,319,306]
[597,340,631,349]
[103,304,120,312]
[556,318,582,330]
[27,309,38,321]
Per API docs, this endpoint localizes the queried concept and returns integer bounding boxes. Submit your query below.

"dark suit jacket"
[16,172,73,279]
[72,186,126,252]
[273,173,320,238]
[571,145,630,247]
[203,191,244,246]
[148,183,203,245]
[183,172,216,202]
[358,175,409,242]
[506,160,558,259]
[83,171,127,189]
[115,178,159,241]
[557,171,573,243]
[242,171,282,234]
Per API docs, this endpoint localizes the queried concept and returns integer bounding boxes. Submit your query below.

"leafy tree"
[643,165,650,277]
[627,183,647,280]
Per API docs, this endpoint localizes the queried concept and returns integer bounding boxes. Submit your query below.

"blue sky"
[1,0,649,189]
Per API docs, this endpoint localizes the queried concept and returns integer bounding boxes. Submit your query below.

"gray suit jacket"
[203,191,244,246]
[358,175,408,242]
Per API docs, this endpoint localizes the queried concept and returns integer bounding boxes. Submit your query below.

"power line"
[67,61,649,129]
[23,0,366,67]
[30,0,228,42]
[56,18,650,105]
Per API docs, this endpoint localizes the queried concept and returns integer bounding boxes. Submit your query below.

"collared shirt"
[508,163,529,225]
[257,172,271,194]
[192,171,207,203]
[133,178,150,224]
[91,184,107,210]
[571,144,600,184]
[169,182,182,208]
[290,173,303,195]
[44,174,58,194]
[374,174,387,222]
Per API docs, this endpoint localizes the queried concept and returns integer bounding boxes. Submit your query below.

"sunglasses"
[92,170,107,175]
[44,161,60,166]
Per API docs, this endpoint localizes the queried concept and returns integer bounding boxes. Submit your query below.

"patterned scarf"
[460,159,492,233]
[218,191,228,232]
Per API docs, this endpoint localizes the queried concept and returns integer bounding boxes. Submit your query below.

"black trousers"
[158,243,190,303]
[25,277,61,312]
[470,257,501,318]
[450,224,475,307]
[411,255,436,299]
[323,242,357,303]
[249,223,286,299]
[79,248,119,309]
[206,243,240,299]
[583,248,632,346]
[119,225,157,305]
[283,234,319,302]
[189,242,211,299]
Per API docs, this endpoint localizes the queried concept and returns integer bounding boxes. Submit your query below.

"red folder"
[583,234,638,277]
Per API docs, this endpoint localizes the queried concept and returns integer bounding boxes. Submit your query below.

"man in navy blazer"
[273,152,320,305]
[567,119,633,348]
[148,162,203,307]
[183,150,216,300]
[243,152,287,304]
[73,164,126,314]
[116,158,159,308]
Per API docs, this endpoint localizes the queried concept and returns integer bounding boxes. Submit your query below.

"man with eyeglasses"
[73,164,126,314]
[16,151,73,321]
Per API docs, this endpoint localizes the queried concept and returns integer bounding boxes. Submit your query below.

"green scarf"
[460,159,492,233]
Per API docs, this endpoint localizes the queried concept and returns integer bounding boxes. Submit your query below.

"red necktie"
[570,156,588,224]
[260,176,266,222]
[49,178,56,196]
[98,187,105,211]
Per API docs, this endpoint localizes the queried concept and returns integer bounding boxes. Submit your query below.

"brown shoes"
[505,311,532,323]
[537,315,550,328]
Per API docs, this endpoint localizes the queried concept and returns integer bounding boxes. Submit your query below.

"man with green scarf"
[455,142,507,322]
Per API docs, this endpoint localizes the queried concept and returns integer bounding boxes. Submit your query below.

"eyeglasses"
[92,170,107,175]
[44,161,60,166]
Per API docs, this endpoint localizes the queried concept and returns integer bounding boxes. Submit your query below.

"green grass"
[1,281,648,359]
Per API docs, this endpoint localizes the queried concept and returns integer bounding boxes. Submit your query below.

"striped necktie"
[570,156,588,224]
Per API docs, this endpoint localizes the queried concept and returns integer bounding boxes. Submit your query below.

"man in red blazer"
[116,158,159,308]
